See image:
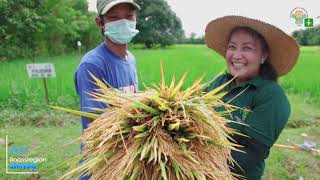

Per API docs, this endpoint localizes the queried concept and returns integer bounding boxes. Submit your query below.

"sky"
[88,0,320,37]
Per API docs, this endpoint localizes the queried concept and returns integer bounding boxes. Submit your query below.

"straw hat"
[205,15,300,76]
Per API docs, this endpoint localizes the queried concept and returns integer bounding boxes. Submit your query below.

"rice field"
[0,117,319,179]
[0,45,320,179]
[1,45,319,109]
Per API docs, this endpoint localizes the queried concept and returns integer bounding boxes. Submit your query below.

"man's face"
[103,3,136,23]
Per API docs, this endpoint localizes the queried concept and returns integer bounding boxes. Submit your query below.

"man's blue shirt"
[74,43,138,129]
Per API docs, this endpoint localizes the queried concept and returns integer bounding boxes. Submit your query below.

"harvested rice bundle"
[57,66,241,180]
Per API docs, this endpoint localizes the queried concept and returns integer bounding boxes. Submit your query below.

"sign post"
[43,78,49,105]
[26,63,56,105]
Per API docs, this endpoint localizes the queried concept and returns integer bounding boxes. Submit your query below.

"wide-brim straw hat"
[205,15,300,76]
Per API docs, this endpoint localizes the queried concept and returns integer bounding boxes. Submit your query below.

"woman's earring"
[261,57,266,64]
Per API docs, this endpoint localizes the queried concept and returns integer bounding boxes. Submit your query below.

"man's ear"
[95,16,105,36]
[95,16,104,29]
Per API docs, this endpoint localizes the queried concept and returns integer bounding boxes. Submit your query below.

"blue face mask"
[104,19,139,44]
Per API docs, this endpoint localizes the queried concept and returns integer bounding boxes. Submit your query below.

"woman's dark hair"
[260,61,278,80]
[229,26,278,81]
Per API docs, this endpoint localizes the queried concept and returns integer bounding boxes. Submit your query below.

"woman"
[204,16,300,179]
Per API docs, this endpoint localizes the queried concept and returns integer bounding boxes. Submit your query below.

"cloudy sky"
[88,0,320,37]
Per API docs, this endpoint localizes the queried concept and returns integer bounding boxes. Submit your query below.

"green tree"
[0,0,45,60]
[80,12,103,52]
[73,0,89,14]
[190,32,197,44]
[0,0,101,60]
[292,25,320,46]
[307,26,320,45]
[133,0,184,48]
[38,0,89,55]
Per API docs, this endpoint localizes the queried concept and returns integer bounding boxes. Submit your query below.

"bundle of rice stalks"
[55,65,241,180]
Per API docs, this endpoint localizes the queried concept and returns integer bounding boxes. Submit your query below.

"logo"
[304,18,314,27]
[5,135,48,174]
[290,7,308,26]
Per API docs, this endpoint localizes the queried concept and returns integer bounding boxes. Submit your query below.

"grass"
[0,55,80,109]
[0,123,81,180]
[1,45,319,128]
[0,45,319,179]
[1,45,319,109]
[265,126,320,180]
[0,94,319,180]
[279,46,320,105]
[286,94,320,128]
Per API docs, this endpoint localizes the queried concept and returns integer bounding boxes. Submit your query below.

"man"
[74,0,140,179]
[74,0,140,130]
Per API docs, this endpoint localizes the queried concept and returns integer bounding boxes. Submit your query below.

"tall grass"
[0,45,319,109]
[279,47,320,104]
[0,55,79,108]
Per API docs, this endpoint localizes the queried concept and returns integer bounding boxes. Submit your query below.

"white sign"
[26,63,56,78]
[77,41,82,47]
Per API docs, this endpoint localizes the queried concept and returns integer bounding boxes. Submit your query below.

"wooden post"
[43,78,50,105]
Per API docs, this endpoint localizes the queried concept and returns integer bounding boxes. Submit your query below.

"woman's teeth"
[233,63,244,68]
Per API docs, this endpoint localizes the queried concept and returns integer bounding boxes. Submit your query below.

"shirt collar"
[226,73,265,89]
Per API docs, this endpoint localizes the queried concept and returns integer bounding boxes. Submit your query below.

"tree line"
[0,0,187,61]
[292,26,320,46]
[0,0,100,60]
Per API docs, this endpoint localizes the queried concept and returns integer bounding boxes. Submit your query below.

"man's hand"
[88,118,95,124]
